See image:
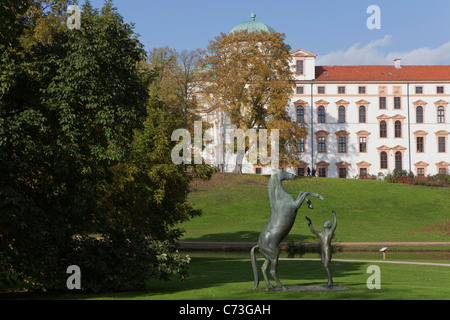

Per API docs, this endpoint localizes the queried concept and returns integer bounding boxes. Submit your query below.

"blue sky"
[82,0,450,65]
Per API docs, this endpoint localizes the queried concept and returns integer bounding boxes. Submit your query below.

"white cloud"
[316,35,450,65]
[386,42,450,65]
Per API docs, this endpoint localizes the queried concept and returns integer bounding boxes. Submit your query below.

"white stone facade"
[200,50,450,178]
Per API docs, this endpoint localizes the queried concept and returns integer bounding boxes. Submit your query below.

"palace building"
[200,14,450,178]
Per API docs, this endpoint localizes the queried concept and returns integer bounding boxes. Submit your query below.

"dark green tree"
[1,0,212,293]
[1,1,204,292]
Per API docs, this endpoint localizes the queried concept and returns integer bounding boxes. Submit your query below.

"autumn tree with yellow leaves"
[200,30,306,173]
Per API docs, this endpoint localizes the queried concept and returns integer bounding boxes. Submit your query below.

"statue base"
[270,285,349,292]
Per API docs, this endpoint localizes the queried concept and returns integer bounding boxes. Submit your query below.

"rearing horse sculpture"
[250,169,325,291]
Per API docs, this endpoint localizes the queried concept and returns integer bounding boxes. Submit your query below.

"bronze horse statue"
[250,169,325,291]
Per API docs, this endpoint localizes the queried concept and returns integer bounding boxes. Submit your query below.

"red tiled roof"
[315,65,450,81]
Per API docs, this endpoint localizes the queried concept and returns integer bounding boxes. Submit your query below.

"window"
[438,106,445,123]
[416,106,423,123]
[380,120,387,138]
[437,86,444,94]
[359,106,366,123]
[417,168,425,177]
[296,106,304,123]
[395,151,402,171]
[318,136,326,153]
[316,131,329,155]
[414,131,427,154]
[379,96,386,109]
[338,106,346,123]
[358,86,366,94]
[357,130,370,154]
[315,162,329,178]
[255,167,262,174]
[359,137,367,153]
[438,137,446,152]
[338,86,345,94]
[415,162,429,177]
[436,161,449,175]
[318,168,326,177]
[318,86,325,94]
[297,167,305,176]
[380,151,388,169]
[338,168,347,178]
[336,131,349,154]
[338,136,346,153]
[417,137,424,153]
[296,60,303,74]
[296,86,304,94]
[416,86,423,94]
[394,120,402,138]
[318,106,326,123]
[297,138,305,153]
[394,97,401,109]
[360,168,367,178]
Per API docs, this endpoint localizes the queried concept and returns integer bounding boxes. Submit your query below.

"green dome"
[229,12,276,34]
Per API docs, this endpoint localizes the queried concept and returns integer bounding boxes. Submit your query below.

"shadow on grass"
[181,231,312,243]
[77,258,369,300]
[182,231,262,242]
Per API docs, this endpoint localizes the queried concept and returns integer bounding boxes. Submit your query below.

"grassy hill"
[181,173,450,243]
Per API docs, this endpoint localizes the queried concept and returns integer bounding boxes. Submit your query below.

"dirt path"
[281,257,450,267]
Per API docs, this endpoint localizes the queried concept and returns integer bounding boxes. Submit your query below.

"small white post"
[379,247,387,260]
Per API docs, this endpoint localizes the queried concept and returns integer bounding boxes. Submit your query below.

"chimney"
[394,59,402,69]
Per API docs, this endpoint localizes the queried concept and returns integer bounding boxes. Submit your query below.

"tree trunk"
[233,149,245,174]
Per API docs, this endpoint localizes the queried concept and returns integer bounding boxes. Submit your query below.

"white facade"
[289,54,450,178]
[200,52,450,178]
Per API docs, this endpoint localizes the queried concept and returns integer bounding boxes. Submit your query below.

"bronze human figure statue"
[306,210,337,287]
[251,169,325,291]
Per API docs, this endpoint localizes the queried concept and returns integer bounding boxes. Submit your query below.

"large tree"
[0,0,148,290]
[200,30,306,173]
[147,47,203,130]
[146,47,215,177]
[0,0,202,292]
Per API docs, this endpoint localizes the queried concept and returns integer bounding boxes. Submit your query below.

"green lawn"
[68,174,450,301]
[182,173,450,243]
[14,256,449,300]
[7,173,450,301]
[73,258,450,300]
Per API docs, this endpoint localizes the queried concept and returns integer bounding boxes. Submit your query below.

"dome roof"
[229,12,276,34]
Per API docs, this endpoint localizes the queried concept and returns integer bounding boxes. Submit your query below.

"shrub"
[412,177,445,187]
[398,176,413,185]
[385,170,410,183]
